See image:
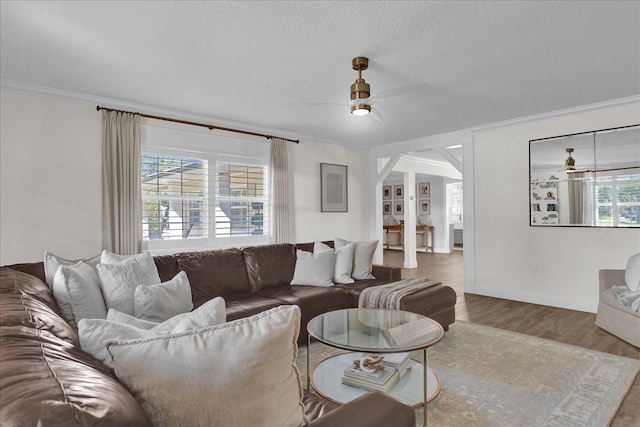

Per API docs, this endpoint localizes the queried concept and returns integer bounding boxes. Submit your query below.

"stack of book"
[341,352,412,393]
[380,352,412,379]
[341,361,399,392]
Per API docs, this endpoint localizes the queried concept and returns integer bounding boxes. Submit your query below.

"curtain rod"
[96,106,299,144]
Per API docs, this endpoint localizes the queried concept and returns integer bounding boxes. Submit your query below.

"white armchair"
[595,254,640,348]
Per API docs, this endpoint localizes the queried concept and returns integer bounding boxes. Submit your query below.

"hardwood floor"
[382,249,640,426]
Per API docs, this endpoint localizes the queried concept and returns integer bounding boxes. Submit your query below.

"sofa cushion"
[314,241,355,284]
[109,297,226,334]
[79,297,226,368]
[0,267,153,426]
[52,261,108,329]
[176,248,251,305]
[1,268,79,347]
[291,249,335,287]
[625,253,640,291]
[153,254,179,282]
[257,285,353,342]
[223,292,284,322]
[107,305,307,427]
[243,244,296,291]
[44,251,100,289]
[334,238,378,280]
[134,271,193,322]
[97,252,161,316]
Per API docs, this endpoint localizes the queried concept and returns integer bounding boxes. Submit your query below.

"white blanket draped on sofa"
[611,285,640,312]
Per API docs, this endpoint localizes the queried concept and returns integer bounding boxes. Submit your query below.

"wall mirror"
[529,124,639,227]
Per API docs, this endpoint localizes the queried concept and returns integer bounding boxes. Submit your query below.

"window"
[215,160,269,237]
[141,125,271,250]
[595,173,640,227]
[141,154,208,241]
[448,182,463,223]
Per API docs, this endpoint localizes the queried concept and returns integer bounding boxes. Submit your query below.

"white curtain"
[568,172,585,225]
[270,138,290,243]
[102,110,142,254]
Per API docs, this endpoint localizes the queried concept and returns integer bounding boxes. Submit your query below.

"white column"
[403,171,417,268]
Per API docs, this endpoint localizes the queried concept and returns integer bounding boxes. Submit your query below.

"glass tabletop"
[307,308,444,352]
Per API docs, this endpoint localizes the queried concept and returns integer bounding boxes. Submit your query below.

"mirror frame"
[529,124,640,228]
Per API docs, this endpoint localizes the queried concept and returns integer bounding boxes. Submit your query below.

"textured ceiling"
[1,1,639,149]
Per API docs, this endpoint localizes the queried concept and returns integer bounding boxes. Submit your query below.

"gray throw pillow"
[334,238,378,280]
[134,271,193,322]
[291,249,335,286]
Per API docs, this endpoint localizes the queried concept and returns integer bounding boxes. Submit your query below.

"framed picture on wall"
[418,182,430,199]
[383,201,391,215]
[419,200,431,215]
[394,185,404,199]
[320,163,348,212]
[383,185,392,200]
[394,201,404,215]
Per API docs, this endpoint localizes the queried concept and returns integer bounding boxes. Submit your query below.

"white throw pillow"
[107,309,159,330]
[106,305,306,427]
[78,318,155,368]
[107,297,226,333]
[52,262,107,330]
[334,238,378,280]
[291,249,335,287]
[134,271,193,322]
[80,297,227,368]
[313,241,355,284]
[44,251,100,289]
[97,252,161,315]
[625,253,640,291]
[100,249,134,264]
[167,297,226,334]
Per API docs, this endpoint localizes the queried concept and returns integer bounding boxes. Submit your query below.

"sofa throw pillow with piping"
[107,297,226,334]
[107,309,159,330]
[625,253,640,291]
[291,249,335,287]
[44,251,100,290]
[334,238,378,280]
[52,261,108,330]
[134,271,193,322]
[106,305,307,427]
[314,241,355,284]
[100,249,134,264]
[80,297,227,368]
[97,252,161,316]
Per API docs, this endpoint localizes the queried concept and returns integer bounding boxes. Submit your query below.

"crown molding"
[469,95,640,133]
[0,79,320,145]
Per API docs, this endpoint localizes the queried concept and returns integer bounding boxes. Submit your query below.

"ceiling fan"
[286,57,428,123]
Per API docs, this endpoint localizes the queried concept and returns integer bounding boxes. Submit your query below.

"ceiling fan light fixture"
[351,104,371,115]
[565,148,575,171]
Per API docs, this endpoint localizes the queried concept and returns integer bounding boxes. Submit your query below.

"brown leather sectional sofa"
[1,242,456,426]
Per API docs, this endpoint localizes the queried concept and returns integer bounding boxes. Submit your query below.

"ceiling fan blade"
[370,83,429,104]
[370,108,384,123]
[282,102,347,107]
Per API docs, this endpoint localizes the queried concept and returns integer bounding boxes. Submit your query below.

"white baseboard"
[466,284,598,314]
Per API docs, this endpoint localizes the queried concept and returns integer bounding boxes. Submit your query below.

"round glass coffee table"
[307,308,444,425]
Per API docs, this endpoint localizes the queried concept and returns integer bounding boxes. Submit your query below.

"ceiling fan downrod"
[351,57,371,115]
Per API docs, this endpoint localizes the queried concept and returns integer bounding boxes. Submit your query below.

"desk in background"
[383,224,434,252]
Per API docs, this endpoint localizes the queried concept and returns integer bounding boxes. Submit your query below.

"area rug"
[296,321,639,427]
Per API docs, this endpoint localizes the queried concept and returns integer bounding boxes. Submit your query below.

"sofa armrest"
[599,269,626,294]
[306,391,415,427]
[371,264,401,282]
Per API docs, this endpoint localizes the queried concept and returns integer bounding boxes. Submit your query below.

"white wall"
[289,140,370,243]
[471,102,640,312]
[1,91,102,264]
[0,89,371,264]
